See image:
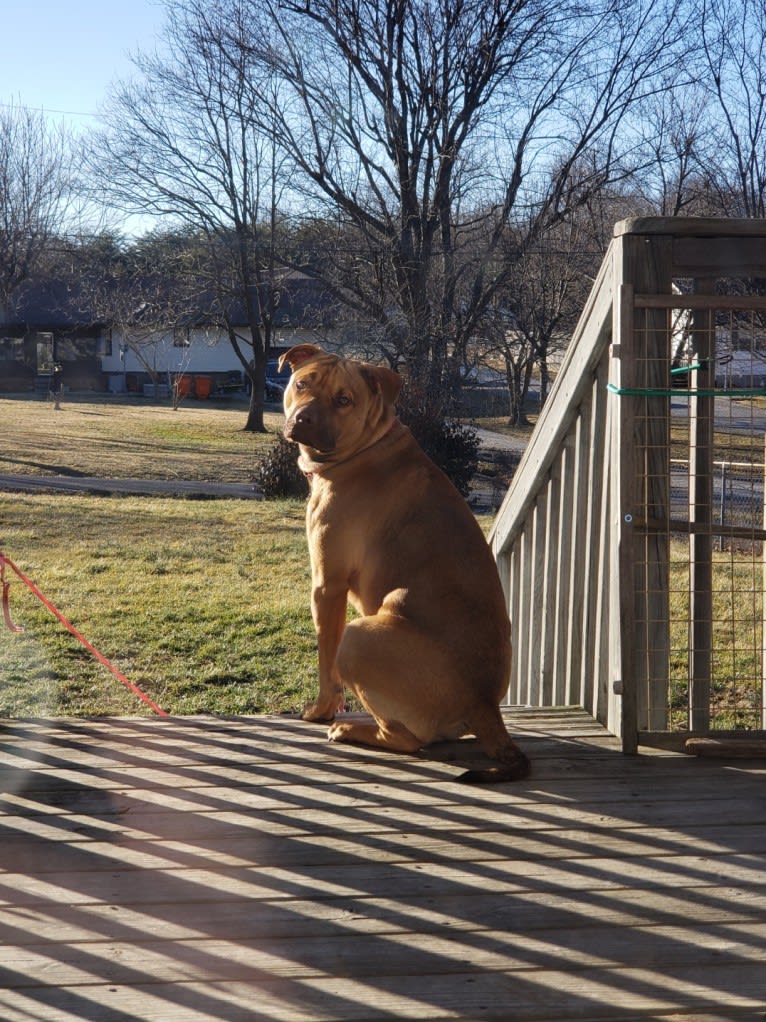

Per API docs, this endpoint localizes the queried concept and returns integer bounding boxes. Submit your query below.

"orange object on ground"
[194,376,212,399]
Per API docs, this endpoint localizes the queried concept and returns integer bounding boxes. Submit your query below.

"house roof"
[186,273,334,330]
[1,278,105,331]
[1,270,336,333]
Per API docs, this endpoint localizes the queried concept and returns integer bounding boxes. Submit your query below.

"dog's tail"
[457,748,530,784]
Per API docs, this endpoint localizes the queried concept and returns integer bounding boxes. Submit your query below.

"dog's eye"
[294,379,307,391]
[335,393,352,407]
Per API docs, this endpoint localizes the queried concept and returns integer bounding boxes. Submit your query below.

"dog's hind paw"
[327,721,352,742]
[301,700,339,723]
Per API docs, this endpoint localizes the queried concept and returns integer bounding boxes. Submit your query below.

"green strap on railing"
[607,382,766,398]
[670,363,703,375]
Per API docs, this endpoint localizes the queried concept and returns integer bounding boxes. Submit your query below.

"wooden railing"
[490,218,766,751]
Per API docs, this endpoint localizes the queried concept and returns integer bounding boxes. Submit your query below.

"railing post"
[688,278,716,731]
[610,282,638,751]
[613,232,673,747]
[580,363,610,718]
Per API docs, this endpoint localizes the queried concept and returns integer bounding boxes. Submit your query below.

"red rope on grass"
[0,551,168,717]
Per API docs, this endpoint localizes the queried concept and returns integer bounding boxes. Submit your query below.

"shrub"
[400,408,480,497]
[253,435,309,499]
[254,412,479,500]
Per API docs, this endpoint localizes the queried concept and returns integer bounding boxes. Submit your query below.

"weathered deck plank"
[0,708,764,1021]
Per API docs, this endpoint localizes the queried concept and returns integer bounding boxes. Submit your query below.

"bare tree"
[86,0,293,431]
[476,217,597,424]
[696,0,766,218]
[611,1,766,221]
[632,85,712,216]
[0,102,75,308]
[239,0,694,414]
[69,230,204,398]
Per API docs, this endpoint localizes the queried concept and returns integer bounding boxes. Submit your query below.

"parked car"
[242,359,291,400]
[265,358,292,401]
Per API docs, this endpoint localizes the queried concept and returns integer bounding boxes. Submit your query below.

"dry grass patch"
[0,395,282,483]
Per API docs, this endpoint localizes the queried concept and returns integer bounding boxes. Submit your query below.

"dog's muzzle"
[284,406,336,453]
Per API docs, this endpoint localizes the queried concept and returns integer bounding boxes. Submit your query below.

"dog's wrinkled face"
[280,344,401,466]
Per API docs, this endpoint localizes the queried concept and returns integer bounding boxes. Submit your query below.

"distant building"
[0,272,338,395]
[0,278,109,391]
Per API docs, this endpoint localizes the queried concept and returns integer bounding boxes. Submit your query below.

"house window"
[96,330,113,357]
[0,337,24,362]
[173,327,190,347]
[35,332,54,369]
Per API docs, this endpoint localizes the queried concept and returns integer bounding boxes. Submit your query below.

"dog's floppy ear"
[278,344,324,373]
[361,364,402,406]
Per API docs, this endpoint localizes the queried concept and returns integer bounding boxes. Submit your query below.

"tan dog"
[279,343,529,783]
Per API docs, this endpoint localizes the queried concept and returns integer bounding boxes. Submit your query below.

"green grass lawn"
[0,493,316,717]
[0,394,323,717]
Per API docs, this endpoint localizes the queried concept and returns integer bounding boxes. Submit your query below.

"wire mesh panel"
[631,298,766,736]
[492,219,766,751]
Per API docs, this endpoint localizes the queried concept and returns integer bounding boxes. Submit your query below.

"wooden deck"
[0,707,764,1022]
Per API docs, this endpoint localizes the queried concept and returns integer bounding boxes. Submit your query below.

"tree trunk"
[242,364,267,432]
[506,362,530,427]
[502,348,529,428]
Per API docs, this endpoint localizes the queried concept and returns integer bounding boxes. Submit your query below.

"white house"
[99,320,328,396]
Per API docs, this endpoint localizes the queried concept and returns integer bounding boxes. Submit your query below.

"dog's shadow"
[285,711,517,779]
[417,736,491,765]
[418,736,524,782]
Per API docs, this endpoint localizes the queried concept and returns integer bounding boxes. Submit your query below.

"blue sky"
[0,1,167,132]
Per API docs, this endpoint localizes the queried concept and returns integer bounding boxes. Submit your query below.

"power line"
[0,100,104,120]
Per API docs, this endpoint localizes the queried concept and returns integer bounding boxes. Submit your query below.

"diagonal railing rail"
[490,217,766,752]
